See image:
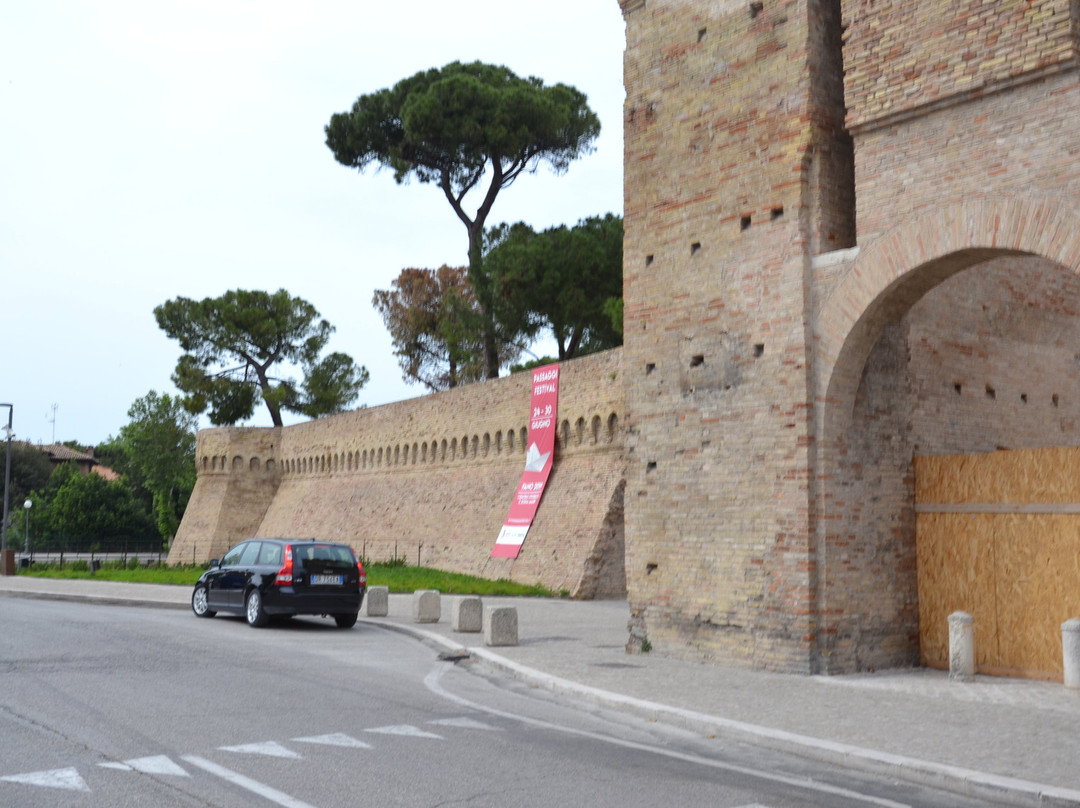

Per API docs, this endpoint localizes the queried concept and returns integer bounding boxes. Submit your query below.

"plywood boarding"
[915,449,1080,679]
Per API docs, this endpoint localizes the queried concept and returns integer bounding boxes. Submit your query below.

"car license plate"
[310,574,343,586]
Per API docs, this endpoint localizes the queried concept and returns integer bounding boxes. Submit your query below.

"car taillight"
[275,545,294,585]
[357,560,367,586]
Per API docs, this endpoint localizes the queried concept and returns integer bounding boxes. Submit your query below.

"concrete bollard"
[413,589,441,623]
[948,611,975,682]
[366,585,389,617]
[1063,619,1080,689]
[451,596,483,633]
[484,605,518,647]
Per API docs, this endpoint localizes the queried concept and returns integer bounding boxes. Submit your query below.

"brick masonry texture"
[169,350,626,599]
[174,0,1080,673]
[621,0,1080,673]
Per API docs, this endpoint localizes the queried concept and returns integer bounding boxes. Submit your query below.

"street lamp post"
[23,499,31,556]
[1,404,12,555]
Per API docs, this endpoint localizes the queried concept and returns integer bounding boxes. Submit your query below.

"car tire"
[192,584,216,618]
[246,588,269,627]
[333,612,358,629]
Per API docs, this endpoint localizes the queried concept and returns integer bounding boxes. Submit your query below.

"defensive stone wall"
[170,350,626,598]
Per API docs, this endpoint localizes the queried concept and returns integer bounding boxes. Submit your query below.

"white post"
[948,611,975,682]
[1062,619,1080,689]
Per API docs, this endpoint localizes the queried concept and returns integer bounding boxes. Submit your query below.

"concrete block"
[1063,618,1080,688]
[366,585,388,617]
[484,605,518,647]
[451,596,483,633]
[948,611,975,682]
[413,589,441,623]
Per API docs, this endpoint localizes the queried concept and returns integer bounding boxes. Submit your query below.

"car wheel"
[245,589,269,627]
[333,612,358,629]
[192,584,216,618]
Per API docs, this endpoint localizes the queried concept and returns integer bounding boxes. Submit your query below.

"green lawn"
[17,559,563,598]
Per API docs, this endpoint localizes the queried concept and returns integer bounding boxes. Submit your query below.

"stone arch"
[249,457,260,472]
[591,415,602,444]
[607,413,619,441]
[232,456,244,471]
[810,196,1080,673]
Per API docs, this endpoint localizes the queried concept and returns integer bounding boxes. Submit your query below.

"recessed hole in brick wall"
[646,461,657,473]
[985,385,995,400]
[646,563,658,575]
[691,242,701,255]
[698,28,706,42]
[646,362,655,375]
[1021,393,1028,404]
[954,383,962,395]
[1053,393,1060,407]
[740,215,752,231]
[771,206,784,220]
[754,343,764,357]
[645,254,654,266]
[690,354,704,367]
[750,1,763,19]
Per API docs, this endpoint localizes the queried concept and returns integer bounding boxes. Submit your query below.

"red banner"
[491,363,559,558]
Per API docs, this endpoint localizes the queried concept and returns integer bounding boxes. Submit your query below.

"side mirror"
[208,558,220,568]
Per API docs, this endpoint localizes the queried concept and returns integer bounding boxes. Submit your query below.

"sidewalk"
[1,576,1078,806]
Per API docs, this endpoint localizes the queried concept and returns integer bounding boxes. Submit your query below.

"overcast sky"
[0,1,626,447]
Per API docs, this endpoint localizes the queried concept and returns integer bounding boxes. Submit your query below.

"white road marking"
[219,741,302,758]
[430,717,500,731]
[98,755,189,776]
[182,755,316,808]
[364,724,443,739]
[292,733,372,749]
[424,666,912,808]
[0,767,90,791]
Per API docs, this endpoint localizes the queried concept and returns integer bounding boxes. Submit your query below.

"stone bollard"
[413,589,441,623]
[451,596,483,633]
[366,585,389,617]
[484,605,518,647]
[948,611,975,682]
[1063,619,1080,689]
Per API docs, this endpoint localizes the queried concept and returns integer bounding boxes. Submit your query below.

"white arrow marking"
[292,733,372,749]
[0,767,90,791]
[123,756,189,776]
[219,741,301,759]
[430,717,500,731]
[364,725,443,739]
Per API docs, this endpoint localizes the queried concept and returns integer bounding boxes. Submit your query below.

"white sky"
[0,1,626,446]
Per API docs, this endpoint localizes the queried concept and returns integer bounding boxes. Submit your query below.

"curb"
[0,588,188,611]
[360,617,1080,808]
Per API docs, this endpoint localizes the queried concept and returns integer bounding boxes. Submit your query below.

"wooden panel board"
[916,448,1080,679]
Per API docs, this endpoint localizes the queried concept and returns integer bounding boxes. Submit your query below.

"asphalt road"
[0,599,1002,807]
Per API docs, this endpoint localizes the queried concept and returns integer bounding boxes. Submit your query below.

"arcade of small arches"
[199,411,622,478]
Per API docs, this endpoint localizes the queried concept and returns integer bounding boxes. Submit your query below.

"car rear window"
[291,544,356,569]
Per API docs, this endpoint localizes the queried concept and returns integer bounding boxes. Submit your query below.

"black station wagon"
[191,538,367,628]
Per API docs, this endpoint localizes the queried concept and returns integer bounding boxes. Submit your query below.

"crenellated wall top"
[195,349,625,478]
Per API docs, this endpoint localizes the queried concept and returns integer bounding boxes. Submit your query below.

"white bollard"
[413,589,441,623]
[366,585,389,617]
[948,611,975,682]
[484,606,518,647]
[451,596,483,633]
[1062,619,1080,689]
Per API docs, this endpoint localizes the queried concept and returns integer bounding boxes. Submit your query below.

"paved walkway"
[1,576,1078,806]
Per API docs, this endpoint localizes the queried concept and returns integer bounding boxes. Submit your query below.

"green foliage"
[4,443,54,509]
[38,470,157,547]
[482,214,623,360]
[327,60,601,379]
[116,391,197,544]
[154,288,369,427]
[373,265,523,391]
[20,560,560,596]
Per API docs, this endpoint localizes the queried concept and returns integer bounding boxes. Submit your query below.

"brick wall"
[169,350,627,598]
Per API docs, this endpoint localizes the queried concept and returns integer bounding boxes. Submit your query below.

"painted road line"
[292,733,373,749]
[364,724,443,739]
[219,741,302,758]
[0,767,90,791]
[182,755,316,808]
